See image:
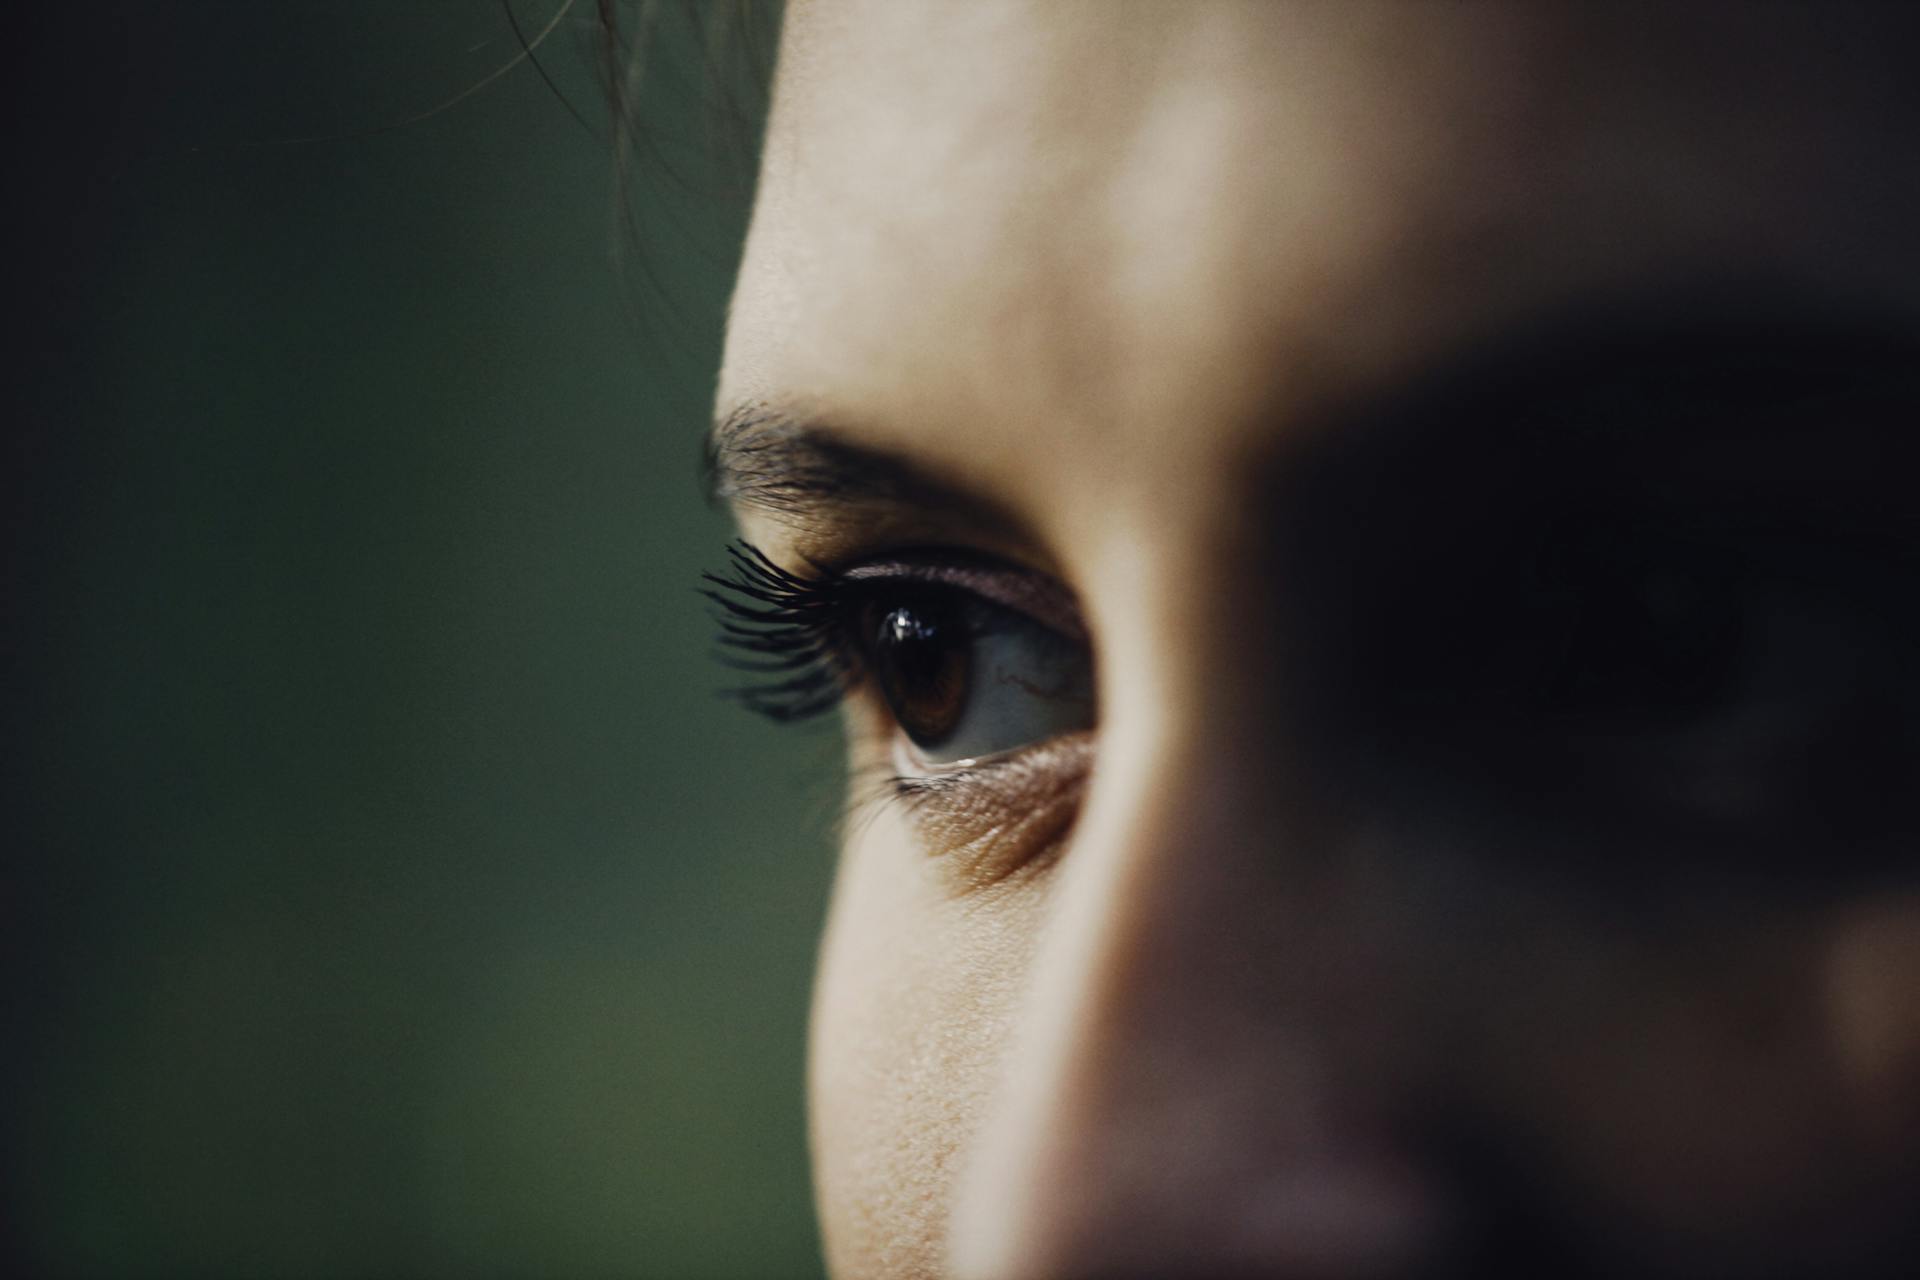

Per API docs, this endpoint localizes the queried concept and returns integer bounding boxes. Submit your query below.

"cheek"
[809,804,1046,1279]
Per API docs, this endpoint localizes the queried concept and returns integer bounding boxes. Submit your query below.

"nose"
[944,668,1462,1278]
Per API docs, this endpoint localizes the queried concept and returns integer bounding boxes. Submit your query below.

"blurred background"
[8,3,832,1276]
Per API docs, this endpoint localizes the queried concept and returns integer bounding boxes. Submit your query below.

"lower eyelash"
[701,540,857,723]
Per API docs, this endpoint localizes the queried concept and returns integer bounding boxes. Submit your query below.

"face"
[710,2,1920,1275]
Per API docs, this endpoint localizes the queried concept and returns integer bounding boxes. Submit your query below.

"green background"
[10,3,831,1276]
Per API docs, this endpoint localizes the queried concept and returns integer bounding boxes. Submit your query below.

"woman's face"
[714,3,1920,1275]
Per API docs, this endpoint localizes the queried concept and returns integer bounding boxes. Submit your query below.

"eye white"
[892,607,1093,770]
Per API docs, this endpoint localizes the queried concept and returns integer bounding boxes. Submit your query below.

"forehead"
[721,1,1920,530]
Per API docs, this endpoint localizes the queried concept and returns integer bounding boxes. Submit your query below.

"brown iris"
[869,598,972,751]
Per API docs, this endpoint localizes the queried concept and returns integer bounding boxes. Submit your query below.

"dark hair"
[598,1,784,375]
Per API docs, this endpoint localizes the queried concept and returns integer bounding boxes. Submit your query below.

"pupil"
[874,601,971,750]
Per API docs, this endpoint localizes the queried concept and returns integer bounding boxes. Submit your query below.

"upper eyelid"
[835,554,1088,642]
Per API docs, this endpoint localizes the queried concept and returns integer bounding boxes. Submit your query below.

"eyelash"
[701,540,865,724]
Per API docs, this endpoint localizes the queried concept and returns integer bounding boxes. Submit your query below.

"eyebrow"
[708,291,1920,533]
[706,403,1023,534]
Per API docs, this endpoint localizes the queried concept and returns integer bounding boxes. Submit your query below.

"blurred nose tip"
[947,1145,1459,1279]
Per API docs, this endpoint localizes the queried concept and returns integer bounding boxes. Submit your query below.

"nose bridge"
[946,673,1448,1277]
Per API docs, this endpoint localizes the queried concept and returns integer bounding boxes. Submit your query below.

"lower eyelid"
[889,729,1047,778]
[869,733,1096,889]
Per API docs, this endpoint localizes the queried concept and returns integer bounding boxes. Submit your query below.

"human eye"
[1280,316,1920,888]
[703,541,1096,874]
[1310,499,1919,874]
[841,568,1094,770]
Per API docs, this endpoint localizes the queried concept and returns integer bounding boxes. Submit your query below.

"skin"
[715,3,1920,1275]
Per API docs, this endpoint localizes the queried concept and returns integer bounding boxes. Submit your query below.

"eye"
[852,585,1095,768]
[1314,506,1920,871]
[701,540,1097,776]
